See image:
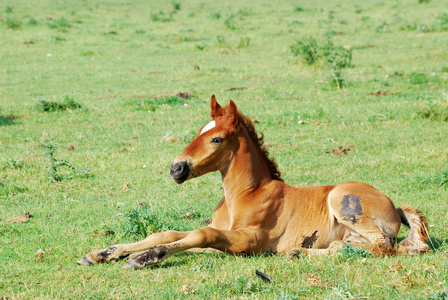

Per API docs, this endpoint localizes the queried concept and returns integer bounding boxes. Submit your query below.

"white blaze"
[200,121,216,135]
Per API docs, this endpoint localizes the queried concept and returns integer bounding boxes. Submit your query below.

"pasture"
[1,0,447,298]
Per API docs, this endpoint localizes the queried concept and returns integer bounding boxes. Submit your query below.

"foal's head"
[170,95,239,184]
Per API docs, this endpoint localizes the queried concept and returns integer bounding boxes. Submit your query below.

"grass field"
[1,0,448,298]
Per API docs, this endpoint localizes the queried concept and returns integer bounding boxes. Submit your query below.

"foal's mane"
[236,111,283,182]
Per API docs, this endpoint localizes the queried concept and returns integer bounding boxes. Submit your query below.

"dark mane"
[237,111,283,182]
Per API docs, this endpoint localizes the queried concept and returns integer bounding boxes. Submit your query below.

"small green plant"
[210,12,221,19]
[122,204,187,237]
[435,13,448,31]
[237,37,251,48]
[5,6,13,13]
[290,37,352,88]
[0,183,28,197]
[290,36,320,65]
[40,143,92,182]
[126,95,185,112]
[48,16,71,29]
[224,14,237,30]
[150,11,173,22]
[294,7,304,12]
[339,243,372,259]
[36,96,83,112]
[325,280,362,300]
[27,17,38,26]
[409,72,430,85]
[5,17,21,29]
[2,158,26,170]
[415,102,448,122]
[171,1,181,11]
[428,290,448,300]
[276,292,298,300]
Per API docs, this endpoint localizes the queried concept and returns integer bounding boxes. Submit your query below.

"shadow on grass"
[428,237,448,252]
[0,115,19,126]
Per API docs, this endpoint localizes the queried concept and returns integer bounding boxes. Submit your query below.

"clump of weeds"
[48,16,71,29]
[338,243,372,261]
[36,96,83,112]
[414,102,448,122]
[125,95,186,112]
[40,143,92,182]
[290,36,353,88]
[5,17,21,29]
[122,204,191,237]
[150,11,173,22]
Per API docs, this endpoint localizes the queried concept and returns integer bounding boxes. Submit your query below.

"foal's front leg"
[124,227,261,269]
[77,230,190,265]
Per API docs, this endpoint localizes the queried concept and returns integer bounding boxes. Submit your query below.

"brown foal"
[78,95,429,269]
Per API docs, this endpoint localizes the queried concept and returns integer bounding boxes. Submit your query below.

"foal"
[78,95,429,269]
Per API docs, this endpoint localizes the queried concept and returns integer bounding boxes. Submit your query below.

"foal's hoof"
[123,259,143,270]
[287,251,303,260]
[77,256,94,266]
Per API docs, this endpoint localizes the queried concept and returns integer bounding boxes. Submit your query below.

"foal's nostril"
[171,163,183,176]
[170,161,190,184]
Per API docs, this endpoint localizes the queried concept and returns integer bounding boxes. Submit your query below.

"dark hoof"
[287,251,303,260]
[77,256,94,266]
[123,259,143,269]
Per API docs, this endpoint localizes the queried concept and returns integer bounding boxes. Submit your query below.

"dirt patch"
[225,87,247,91]
[325,145,354,156]
[368,91,391,97]
[303,272,329,288]
[7,212,33,223]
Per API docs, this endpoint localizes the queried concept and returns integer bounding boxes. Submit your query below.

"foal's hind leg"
[327,182,402,256]
[77,230,190,265]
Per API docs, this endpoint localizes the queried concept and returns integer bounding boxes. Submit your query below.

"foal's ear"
[227,100,239,127]
[210,95,224,118]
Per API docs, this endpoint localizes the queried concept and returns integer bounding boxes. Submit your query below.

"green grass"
[1,0,447,298]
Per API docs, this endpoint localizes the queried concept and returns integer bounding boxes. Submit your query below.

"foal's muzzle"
[170,161,190,184]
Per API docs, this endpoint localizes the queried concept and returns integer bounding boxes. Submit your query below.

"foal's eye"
[211,137,223,145]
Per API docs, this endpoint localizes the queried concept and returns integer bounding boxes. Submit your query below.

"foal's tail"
[397,206,429,254]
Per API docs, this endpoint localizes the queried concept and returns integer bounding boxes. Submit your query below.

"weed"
[2,158,26,170]
[224,14,237,30]
[122,204,189,237]
[290,36,320,66]
[294,7,304,12]
[210,12,221,19]
[171,1,181,11]
[40,143,92,182]
[0,183,28,197]
[48,17,71,29]
[436,13,448,31]
[195,43,206,51]
[415,102,448,122]
[0,114,18,126]
[221,275,266,295]
[126,95,185,112]
[36,96,83,112]
[150,11,173,22]
[276,292,299,300]
[5,6,13,13]
[428,290,448,300]
[325,281,362,300]
[421,165,448,189]
[237,37,251,48]
[216,35,226,45]
[339,243,372,260]
[5,17,21,30]
[27,17,38,26]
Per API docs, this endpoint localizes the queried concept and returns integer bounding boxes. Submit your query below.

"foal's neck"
[221,127,272,203]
